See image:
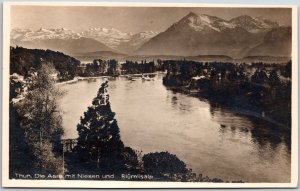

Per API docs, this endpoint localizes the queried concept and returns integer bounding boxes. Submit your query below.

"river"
[59,74,290,183]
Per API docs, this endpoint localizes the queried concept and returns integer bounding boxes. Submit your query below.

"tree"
[107,59,120,76]
[142,152,187,175]
[18,63,64,175]
[269,69,281,86]
[283,60,291,78]
[74,81,132,173]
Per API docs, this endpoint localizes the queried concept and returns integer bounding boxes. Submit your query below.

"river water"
[59,74,290,183]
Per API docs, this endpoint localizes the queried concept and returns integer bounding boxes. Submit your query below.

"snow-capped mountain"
[11,27,158,54]
[81,27,158,52]
[11,28,114,55]
[117,31,159,53]
[136,12,287,58]
[177,12,236,32]
[81,27,132,49]
[229,15,279,33]
[169,12,276,34]
[11,28,81,42]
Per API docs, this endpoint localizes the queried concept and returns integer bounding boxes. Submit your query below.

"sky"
[11,6,292,34]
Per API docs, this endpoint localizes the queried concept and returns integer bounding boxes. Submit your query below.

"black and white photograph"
[2,2,298,188]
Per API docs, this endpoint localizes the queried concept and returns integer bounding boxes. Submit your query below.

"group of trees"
[122,60,158,74]
[10,46,80,81]
[163,60,292,128]
[10,64,64,177]
[80,59,163,77]
[80,59,121,77]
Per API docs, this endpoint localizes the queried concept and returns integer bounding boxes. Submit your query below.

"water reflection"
[209,104,291,152]
[168,93,194,112]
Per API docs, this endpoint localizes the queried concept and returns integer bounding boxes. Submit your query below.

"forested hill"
[10,46,80,81]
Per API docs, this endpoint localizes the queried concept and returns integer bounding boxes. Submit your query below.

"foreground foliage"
[10,64,64,176]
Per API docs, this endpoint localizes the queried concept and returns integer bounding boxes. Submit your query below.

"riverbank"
[165,86,290,131]
[55,72,165,85]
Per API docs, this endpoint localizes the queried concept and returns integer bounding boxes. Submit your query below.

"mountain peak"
[236,15,253,19]
[137,12,283,57]
[175,12,234,32]
[185,11,198,18]
[229,15,278,33]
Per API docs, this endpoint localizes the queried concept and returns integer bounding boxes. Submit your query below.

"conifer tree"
[74,81,128,173]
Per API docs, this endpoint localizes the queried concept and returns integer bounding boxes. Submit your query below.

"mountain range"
[11,12,291,60]
[136,12,291,58]
[11,27,157,55]
[81,28,158,53]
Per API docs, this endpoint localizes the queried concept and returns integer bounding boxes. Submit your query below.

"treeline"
[121,60,160,74]
[163,60,292,128]
[10,46,80,81]
[10,46,169,80]
[79,59,165,77]
[79,59,120,77]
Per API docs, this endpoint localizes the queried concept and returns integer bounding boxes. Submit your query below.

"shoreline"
[55,72,165,85]
[221,106,289,130]
[166,86,290,130]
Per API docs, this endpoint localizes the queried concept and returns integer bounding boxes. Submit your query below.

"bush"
[142,152,187,175]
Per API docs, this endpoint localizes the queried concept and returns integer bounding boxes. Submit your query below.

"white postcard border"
[2,2,298,188]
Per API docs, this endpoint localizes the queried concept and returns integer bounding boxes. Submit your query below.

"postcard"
[2,2,298,188]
